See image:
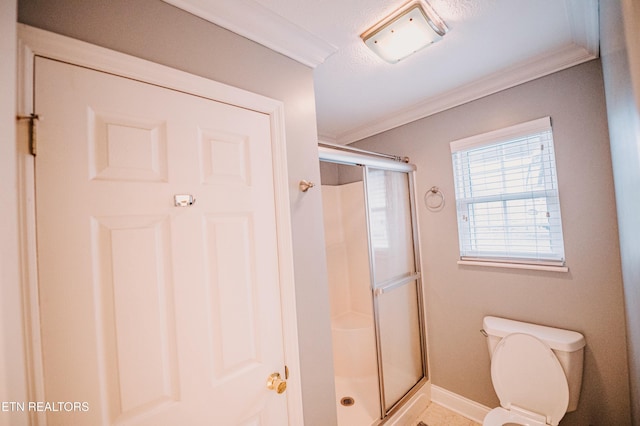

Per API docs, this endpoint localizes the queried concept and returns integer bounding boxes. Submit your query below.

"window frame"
[449,117,568,272]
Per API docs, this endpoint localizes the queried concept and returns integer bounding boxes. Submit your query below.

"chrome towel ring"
[424,186,444,212]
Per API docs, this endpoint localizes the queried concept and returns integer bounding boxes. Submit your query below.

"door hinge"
[17,114,40,156]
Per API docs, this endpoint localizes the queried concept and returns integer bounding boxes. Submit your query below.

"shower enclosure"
[319,144,428,425]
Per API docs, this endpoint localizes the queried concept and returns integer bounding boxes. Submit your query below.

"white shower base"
[335,375,380,425]
[335,375,433,426]
[332,311,380,425]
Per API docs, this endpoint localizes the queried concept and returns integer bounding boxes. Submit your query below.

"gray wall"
[319,161,340,186]
[600,0,640,424]
[17,1,337,425]
[353,60,631,425]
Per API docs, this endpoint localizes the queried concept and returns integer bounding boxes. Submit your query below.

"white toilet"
[482,316,586,426]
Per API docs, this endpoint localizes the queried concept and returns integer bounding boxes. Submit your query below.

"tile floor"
[415,403,482,426]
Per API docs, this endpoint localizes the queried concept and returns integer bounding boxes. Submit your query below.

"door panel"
[377,280,423,410]
[91,215,179,420]
[34,57,288,425]
[364,167,424,415]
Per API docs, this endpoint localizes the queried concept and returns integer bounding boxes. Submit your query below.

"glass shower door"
[365,167,426,415]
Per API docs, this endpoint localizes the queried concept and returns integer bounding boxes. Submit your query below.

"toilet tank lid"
[483,316,585,352]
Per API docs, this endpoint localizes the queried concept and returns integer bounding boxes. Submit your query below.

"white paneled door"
[34,57,290,425]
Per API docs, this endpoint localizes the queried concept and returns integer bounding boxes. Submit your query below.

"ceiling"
[162,0,599,144]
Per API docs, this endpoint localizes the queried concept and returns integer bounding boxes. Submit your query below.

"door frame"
[16,24,303,425]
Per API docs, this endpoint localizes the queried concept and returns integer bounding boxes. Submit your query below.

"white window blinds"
[450,117,566,266]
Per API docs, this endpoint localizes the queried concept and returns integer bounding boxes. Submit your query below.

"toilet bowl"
[481,317,586,426]
[484,405,547,426]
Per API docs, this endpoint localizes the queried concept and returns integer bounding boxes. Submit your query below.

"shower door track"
[319,144,415,172]
[318,141,410,163]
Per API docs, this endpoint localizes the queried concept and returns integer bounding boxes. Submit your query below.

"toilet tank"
[482,316,586,412]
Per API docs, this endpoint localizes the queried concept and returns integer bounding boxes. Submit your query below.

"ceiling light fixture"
[361,0,448,64]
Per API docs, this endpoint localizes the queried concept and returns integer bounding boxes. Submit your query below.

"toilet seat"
[486,333,569,426]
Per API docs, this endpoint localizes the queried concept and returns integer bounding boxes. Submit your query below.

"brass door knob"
[267,372,287,394]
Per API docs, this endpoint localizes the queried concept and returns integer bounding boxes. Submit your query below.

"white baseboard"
[431,385,491,424]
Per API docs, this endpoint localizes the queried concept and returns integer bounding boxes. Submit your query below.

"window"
[450,117,566,269]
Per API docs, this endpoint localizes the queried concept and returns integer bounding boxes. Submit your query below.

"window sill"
[457,260,569,273]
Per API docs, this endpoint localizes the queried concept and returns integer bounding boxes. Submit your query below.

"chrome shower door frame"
[319,144,428,424]
[363,165,428,422]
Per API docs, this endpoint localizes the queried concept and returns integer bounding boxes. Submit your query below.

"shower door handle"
[374,273,421,296]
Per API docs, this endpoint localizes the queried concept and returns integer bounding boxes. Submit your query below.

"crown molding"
[567,0,600,57]
[161,0,337,68]
[336,42,598,145]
